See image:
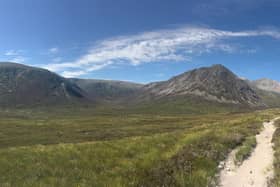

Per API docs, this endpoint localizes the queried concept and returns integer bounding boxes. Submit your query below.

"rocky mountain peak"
[144,64,263,106]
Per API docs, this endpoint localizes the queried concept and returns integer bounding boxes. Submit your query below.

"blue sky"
[0,0,280,83]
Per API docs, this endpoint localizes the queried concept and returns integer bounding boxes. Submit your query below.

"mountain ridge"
[0,62,87,106]
[0,62,279,109]
[142,64,263,107]
[69,78,143,101]
[251,78,280,94]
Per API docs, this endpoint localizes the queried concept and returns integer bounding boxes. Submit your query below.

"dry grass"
[0,108,278,186]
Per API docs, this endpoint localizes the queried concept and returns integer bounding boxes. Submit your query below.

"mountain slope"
[251,78,280,93]
[247,79,280,107]
[142,64,263,107]
[0,62,86,106]
[69,79,143,101]
[0,62,277,110]
[253,88,280,108]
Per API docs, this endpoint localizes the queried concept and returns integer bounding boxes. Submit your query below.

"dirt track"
[219,118,278,187]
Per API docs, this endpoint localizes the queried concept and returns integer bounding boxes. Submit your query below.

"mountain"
[0,62,86,106]
[69,78,143,101]
[141,64,263,107]
[246,78,280,107]
[251,78,280,93]
[252,88,280,108]
[0,62,276,110]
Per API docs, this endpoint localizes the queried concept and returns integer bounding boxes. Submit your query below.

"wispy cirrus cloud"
[43,26,280,77]
[60,62,112,77]
[3,49,26,63]
[10,56,26,64]
[48,47,59,54]
[5,50,23,56]
[61,70,87,78]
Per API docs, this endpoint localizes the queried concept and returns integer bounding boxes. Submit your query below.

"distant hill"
[246,78,280,107]
[69,78,143,101]
[141,64,264,107]
[0,62,86,106]
[251,78,280,93]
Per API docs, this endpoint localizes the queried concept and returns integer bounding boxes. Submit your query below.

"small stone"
[250,180,254,185]
[218,162,225,169]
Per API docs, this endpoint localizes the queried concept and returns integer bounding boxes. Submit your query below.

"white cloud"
[61,70,87,78]
[5,50,22,56]
[43,26,280,77]
[3,49,26,63]
[10,56,25,63]
[48,47,59,54]
[57,61,113,78]
[4,49,26,57]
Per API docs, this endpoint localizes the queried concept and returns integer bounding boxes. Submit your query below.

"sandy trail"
[219,118,279,187]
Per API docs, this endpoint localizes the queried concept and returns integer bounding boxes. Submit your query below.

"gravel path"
[219,118,278,187]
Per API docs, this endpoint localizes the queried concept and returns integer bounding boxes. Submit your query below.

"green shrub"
[234,136,257,165]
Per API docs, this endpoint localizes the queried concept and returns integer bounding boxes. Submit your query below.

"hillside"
[1,62,280,111]
[251,78,280,94]
[69,78,143,101]
[0,62,86,106]
[141,64,264,107]
[248,79,280,107]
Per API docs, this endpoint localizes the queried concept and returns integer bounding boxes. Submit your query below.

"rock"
[218,161,225,169]
[250,179,254,185]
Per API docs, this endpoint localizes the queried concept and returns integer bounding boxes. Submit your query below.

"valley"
[2,1,280,186]
[1,63,280,186]
[0,108,279,186]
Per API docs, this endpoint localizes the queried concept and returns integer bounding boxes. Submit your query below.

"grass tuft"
[234,136,257,165]
[271,119,280,186]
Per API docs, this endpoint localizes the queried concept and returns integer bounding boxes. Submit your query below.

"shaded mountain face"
[251,78,280,94]
[143,65,263,106]
[0,62,85,106]
[69,78,143,101]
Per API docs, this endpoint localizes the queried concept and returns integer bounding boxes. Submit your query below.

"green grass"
[0,108,279,186]
[234,136,257,165]
[271,119,280,186]
[129,95,252,115]
[0,108,264,149]
[0,131,209,187]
